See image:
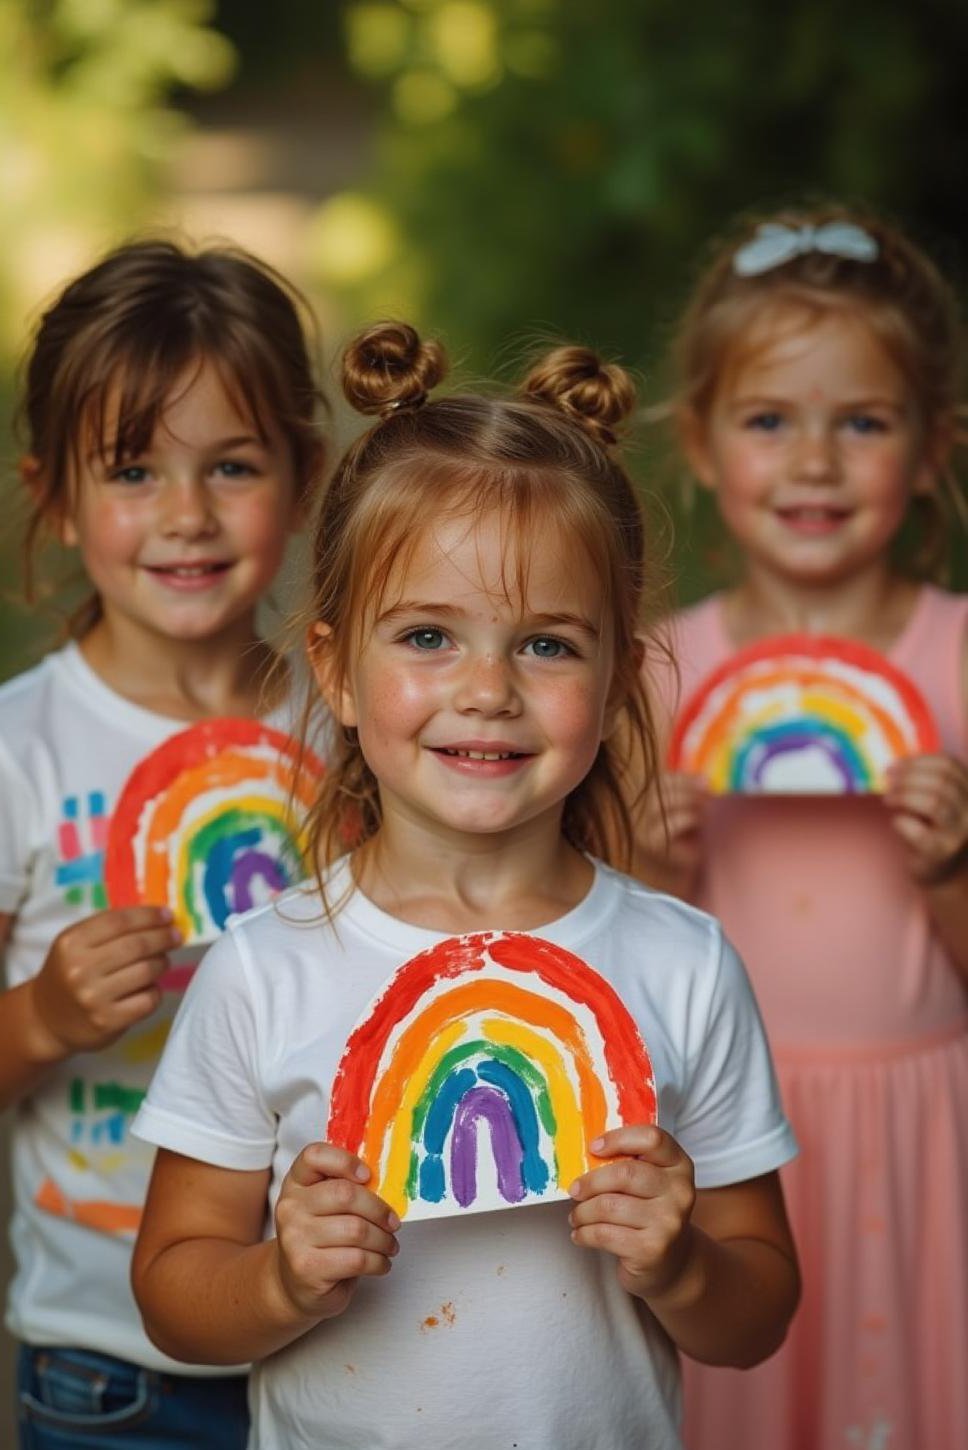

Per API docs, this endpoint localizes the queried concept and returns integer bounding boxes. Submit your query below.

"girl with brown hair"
[0,237,325,1448]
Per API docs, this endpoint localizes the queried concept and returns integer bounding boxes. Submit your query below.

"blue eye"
[844,414,887,435]
[525,637,572,659]
[110,465,150,485]
[746,412,783,432]
[216,459,255,478]
[406,628,448,651]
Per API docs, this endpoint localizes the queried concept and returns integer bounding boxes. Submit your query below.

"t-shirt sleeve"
[674,926,797,1189]
[132,929,276,1170]
[0,734,37,914]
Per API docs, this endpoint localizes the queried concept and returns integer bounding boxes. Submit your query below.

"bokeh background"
[1,0,967,1431]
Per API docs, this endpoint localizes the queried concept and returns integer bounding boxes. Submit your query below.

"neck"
[353,803,593,934]
[78,613,282,720]
[727,560,918,651]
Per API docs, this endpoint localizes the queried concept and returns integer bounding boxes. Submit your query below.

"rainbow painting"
[668,634,939,794]
[105,719,323,945]
[328,932,657,1222]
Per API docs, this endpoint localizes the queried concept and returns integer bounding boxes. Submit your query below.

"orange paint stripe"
[34,1176,142,1236]
[361,979,607,1175]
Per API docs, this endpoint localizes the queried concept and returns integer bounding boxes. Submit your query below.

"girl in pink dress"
[638,206,968,1450]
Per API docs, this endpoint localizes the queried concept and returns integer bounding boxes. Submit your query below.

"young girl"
[0,238,324,1448]
[637,207,968,1450]
[130,322,799,1450]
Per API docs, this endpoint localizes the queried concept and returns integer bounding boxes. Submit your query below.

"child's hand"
[274,1143,400,1322]
[635,773,708,882]
[30,906,180,1056]
[883,754,968,884]
[568,1125,697,1303]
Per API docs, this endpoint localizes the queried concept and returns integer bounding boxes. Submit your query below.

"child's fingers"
[96,928,183,976]
[570,1157,673,1206]
[99,957,172,1002]
[287,1142,372,1190]
[308,1212,400,1261]
[71,905,177,947]
[589,1124,680,1164]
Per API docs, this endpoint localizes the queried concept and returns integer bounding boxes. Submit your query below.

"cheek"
[353,663,442,743]
[540,676,610,757]
[71,504,144,568]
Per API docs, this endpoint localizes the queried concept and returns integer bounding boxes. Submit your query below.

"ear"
[21,454,79,546]
[676,406,718,491]
[306,620,358,728]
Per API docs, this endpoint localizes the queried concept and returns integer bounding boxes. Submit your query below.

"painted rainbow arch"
[668,634,939,795]
[327,932,657,1222]
[105,719,323,945]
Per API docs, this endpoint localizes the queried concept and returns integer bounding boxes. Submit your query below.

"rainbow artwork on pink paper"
[327,933,657,1222]
[668,634,939,795]
[104,719,323,957]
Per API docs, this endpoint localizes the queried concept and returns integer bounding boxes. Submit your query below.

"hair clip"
[733,221,880,277]
[384,391,428,414]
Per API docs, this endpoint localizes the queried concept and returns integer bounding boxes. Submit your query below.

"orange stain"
[422,1316,439,1330]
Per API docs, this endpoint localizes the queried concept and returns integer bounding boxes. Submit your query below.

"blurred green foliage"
[0,0,235,678]
[315,0,968,598]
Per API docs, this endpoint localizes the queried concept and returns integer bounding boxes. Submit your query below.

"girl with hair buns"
[131,322,799,1450]
[638,206,968,1450]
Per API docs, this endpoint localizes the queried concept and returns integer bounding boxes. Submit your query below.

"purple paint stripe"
[450,1086,526,1208]
[230,851,288,913]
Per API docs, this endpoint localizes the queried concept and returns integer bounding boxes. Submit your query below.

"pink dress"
[662,586,968,1450]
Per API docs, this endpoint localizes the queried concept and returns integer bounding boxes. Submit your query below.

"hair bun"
[520,345,636,447]
[342,321,447,416]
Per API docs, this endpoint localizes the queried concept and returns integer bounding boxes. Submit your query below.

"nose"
[792,425,839,484]
[160,475,219,538]
[452,653,522,717]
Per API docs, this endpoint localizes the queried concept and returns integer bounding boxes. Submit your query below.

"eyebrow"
[729,394,906,412]
[87,433,267,465]
[378,601,601,636]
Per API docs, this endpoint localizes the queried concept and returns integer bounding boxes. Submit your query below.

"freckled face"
[686,311,935,587]
[61,358,301,649]
[325,510,616,843]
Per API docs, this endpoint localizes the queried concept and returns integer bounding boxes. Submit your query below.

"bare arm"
[133,1142,399,1366]
[569,1125,799,1368]
[0,907,178,1110]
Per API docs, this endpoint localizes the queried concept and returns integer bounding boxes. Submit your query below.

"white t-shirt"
[134,859,797,1448]
[0,641,307,1372]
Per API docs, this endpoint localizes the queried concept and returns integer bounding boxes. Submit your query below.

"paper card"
[668,633,939,795]
[105,718,323,945]
[328,932,657,1223]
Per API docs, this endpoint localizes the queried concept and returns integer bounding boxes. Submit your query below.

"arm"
[569,1125,799,1368]
[132,1142,400,1366]
[0,906,178,1110]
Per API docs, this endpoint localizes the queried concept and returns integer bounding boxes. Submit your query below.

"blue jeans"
[17,1345,249,1449]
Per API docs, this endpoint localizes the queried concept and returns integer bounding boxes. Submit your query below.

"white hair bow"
[733,221,879,277]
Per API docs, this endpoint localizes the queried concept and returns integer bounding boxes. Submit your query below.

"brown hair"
[665,202,966,576]
[302,321,661,907]
[20,237,326,632]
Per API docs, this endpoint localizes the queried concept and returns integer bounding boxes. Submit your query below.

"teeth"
[444,749,514,760]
